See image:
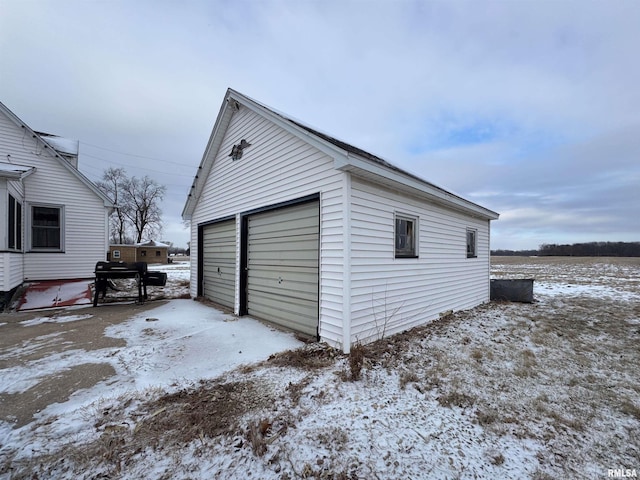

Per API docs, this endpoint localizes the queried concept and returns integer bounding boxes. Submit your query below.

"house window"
[113,250,121,259]
[466,228,477,258]
[395,214,418,258]
[8,194,22,250]
[31,205,62,250]
[156,250,161,257]
[140,250,147,257]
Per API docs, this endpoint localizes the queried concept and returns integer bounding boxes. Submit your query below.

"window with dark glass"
[32,206,61,249]
[8,195,22,250]
[395,215,417,258]
[466,228,477,258]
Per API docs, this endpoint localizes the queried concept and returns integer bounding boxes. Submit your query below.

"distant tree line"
[538,242,640,257]
[491,249,539,257]
[492,242,640,257]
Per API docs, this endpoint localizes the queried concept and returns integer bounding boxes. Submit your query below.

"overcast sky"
[1,0,638,250]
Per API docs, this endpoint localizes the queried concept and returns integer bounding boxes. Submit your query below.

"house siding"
[190,105,345,347]
[348,177,490,344]
[0,107,109,283]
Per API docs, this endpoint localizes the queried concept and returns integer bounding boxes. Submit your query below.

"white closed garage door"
[247,201,319,337]
[202,219,236,309]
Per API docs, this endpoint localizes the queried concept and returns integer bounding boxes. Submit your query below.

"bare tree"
[122,175,166,243]
[96,167,129,244]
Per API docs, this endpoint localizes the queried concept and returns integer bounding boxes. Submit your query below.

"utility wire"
[80,151,196,178]
[79,141,194,167]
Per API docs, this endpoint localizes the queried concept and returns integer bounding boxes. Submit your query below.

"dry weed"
[266,343,338,370]
[347,343,365,381]
[398,370,420,390]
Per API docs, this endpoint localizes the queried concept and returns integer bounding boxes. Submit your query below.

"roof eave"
[335,154,499,220]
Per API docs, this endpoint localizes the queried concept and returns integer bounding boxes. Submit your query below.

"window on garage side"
[8,194,22,250]
[113,250,121,259]
[395,214,418,258]
[31,205,63,250]
[466,228,477,258]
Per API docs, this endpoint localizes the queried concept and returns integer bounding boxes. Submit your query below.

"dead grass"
[265,343,338,370]
[5,257,639,479]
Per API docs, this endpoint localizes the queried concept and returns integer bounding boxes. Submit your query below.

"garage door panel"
[248,272,318,300]
[249,205,318,228]
[247,294,317,337]
[247,200,319,336]
[202,220,236,309]
[248,248,319,266]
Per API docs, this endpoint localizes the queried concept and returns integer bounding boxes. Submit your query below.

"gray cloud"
[1,0,638,250]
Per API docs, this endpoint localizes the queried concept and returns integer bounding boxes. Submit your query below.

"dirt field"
[1,257,639,479]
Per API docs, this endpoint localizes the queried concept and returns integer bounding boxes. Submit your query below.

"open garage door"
[246,200,319,337]
[202,219,236,309]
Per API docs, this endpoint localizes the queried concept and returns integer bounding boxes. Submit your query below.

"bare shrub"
[348,343,365,381]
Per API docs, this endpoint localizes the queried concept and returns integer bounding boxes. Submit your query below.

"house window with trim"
[31,205,62,250]
[155,250,161,257]
[140,250,147,257]
[8,194,22,250]
[395,214,418,258]
[466,228,477,258]
[113,250,121,259]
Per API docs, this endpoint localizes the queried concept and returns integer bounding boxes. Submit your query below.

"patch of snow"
[1,299,303,460]
[19,314,93,327]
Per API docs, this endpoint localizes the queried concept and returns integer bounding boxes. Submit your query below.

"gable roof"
[0,101,114,208]
[182,88,499,221]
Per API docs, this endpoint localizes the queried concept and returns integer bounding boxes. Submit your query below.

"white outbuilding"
[183,89,499,352]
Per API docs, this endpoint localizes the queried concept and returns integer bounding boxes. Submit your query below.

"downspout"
[342,170,352,353]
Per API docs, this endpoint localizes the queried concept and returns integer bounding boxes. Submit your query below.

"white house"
[0,101,114,307]
[182,89,499,352]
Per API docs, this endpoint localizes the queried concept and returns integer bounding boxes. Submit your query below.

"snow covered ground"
[1,257,639,479]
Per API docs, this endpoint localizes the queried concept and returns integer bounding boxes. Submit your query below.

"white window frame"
[28,203,65,252]
[395,213,418,258]
[8,194,22,251]
[466,228,477,258]
[112,250,121,259]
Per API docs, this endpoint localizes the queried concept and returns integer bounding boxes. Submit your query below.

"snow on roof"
[0,161,36,179]
[136,240,170,247]
[36,132,79,156]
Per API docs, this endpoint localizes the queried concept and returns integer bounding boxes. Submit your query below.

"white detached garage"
[182,89,499,353]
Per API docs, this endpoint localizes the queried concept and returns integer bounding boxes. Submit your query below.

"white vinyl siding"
[349,177,490,345]
[0,253,23,292]
[190,105,345,347]
[0,107,110,282]
[0,180,25,291]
